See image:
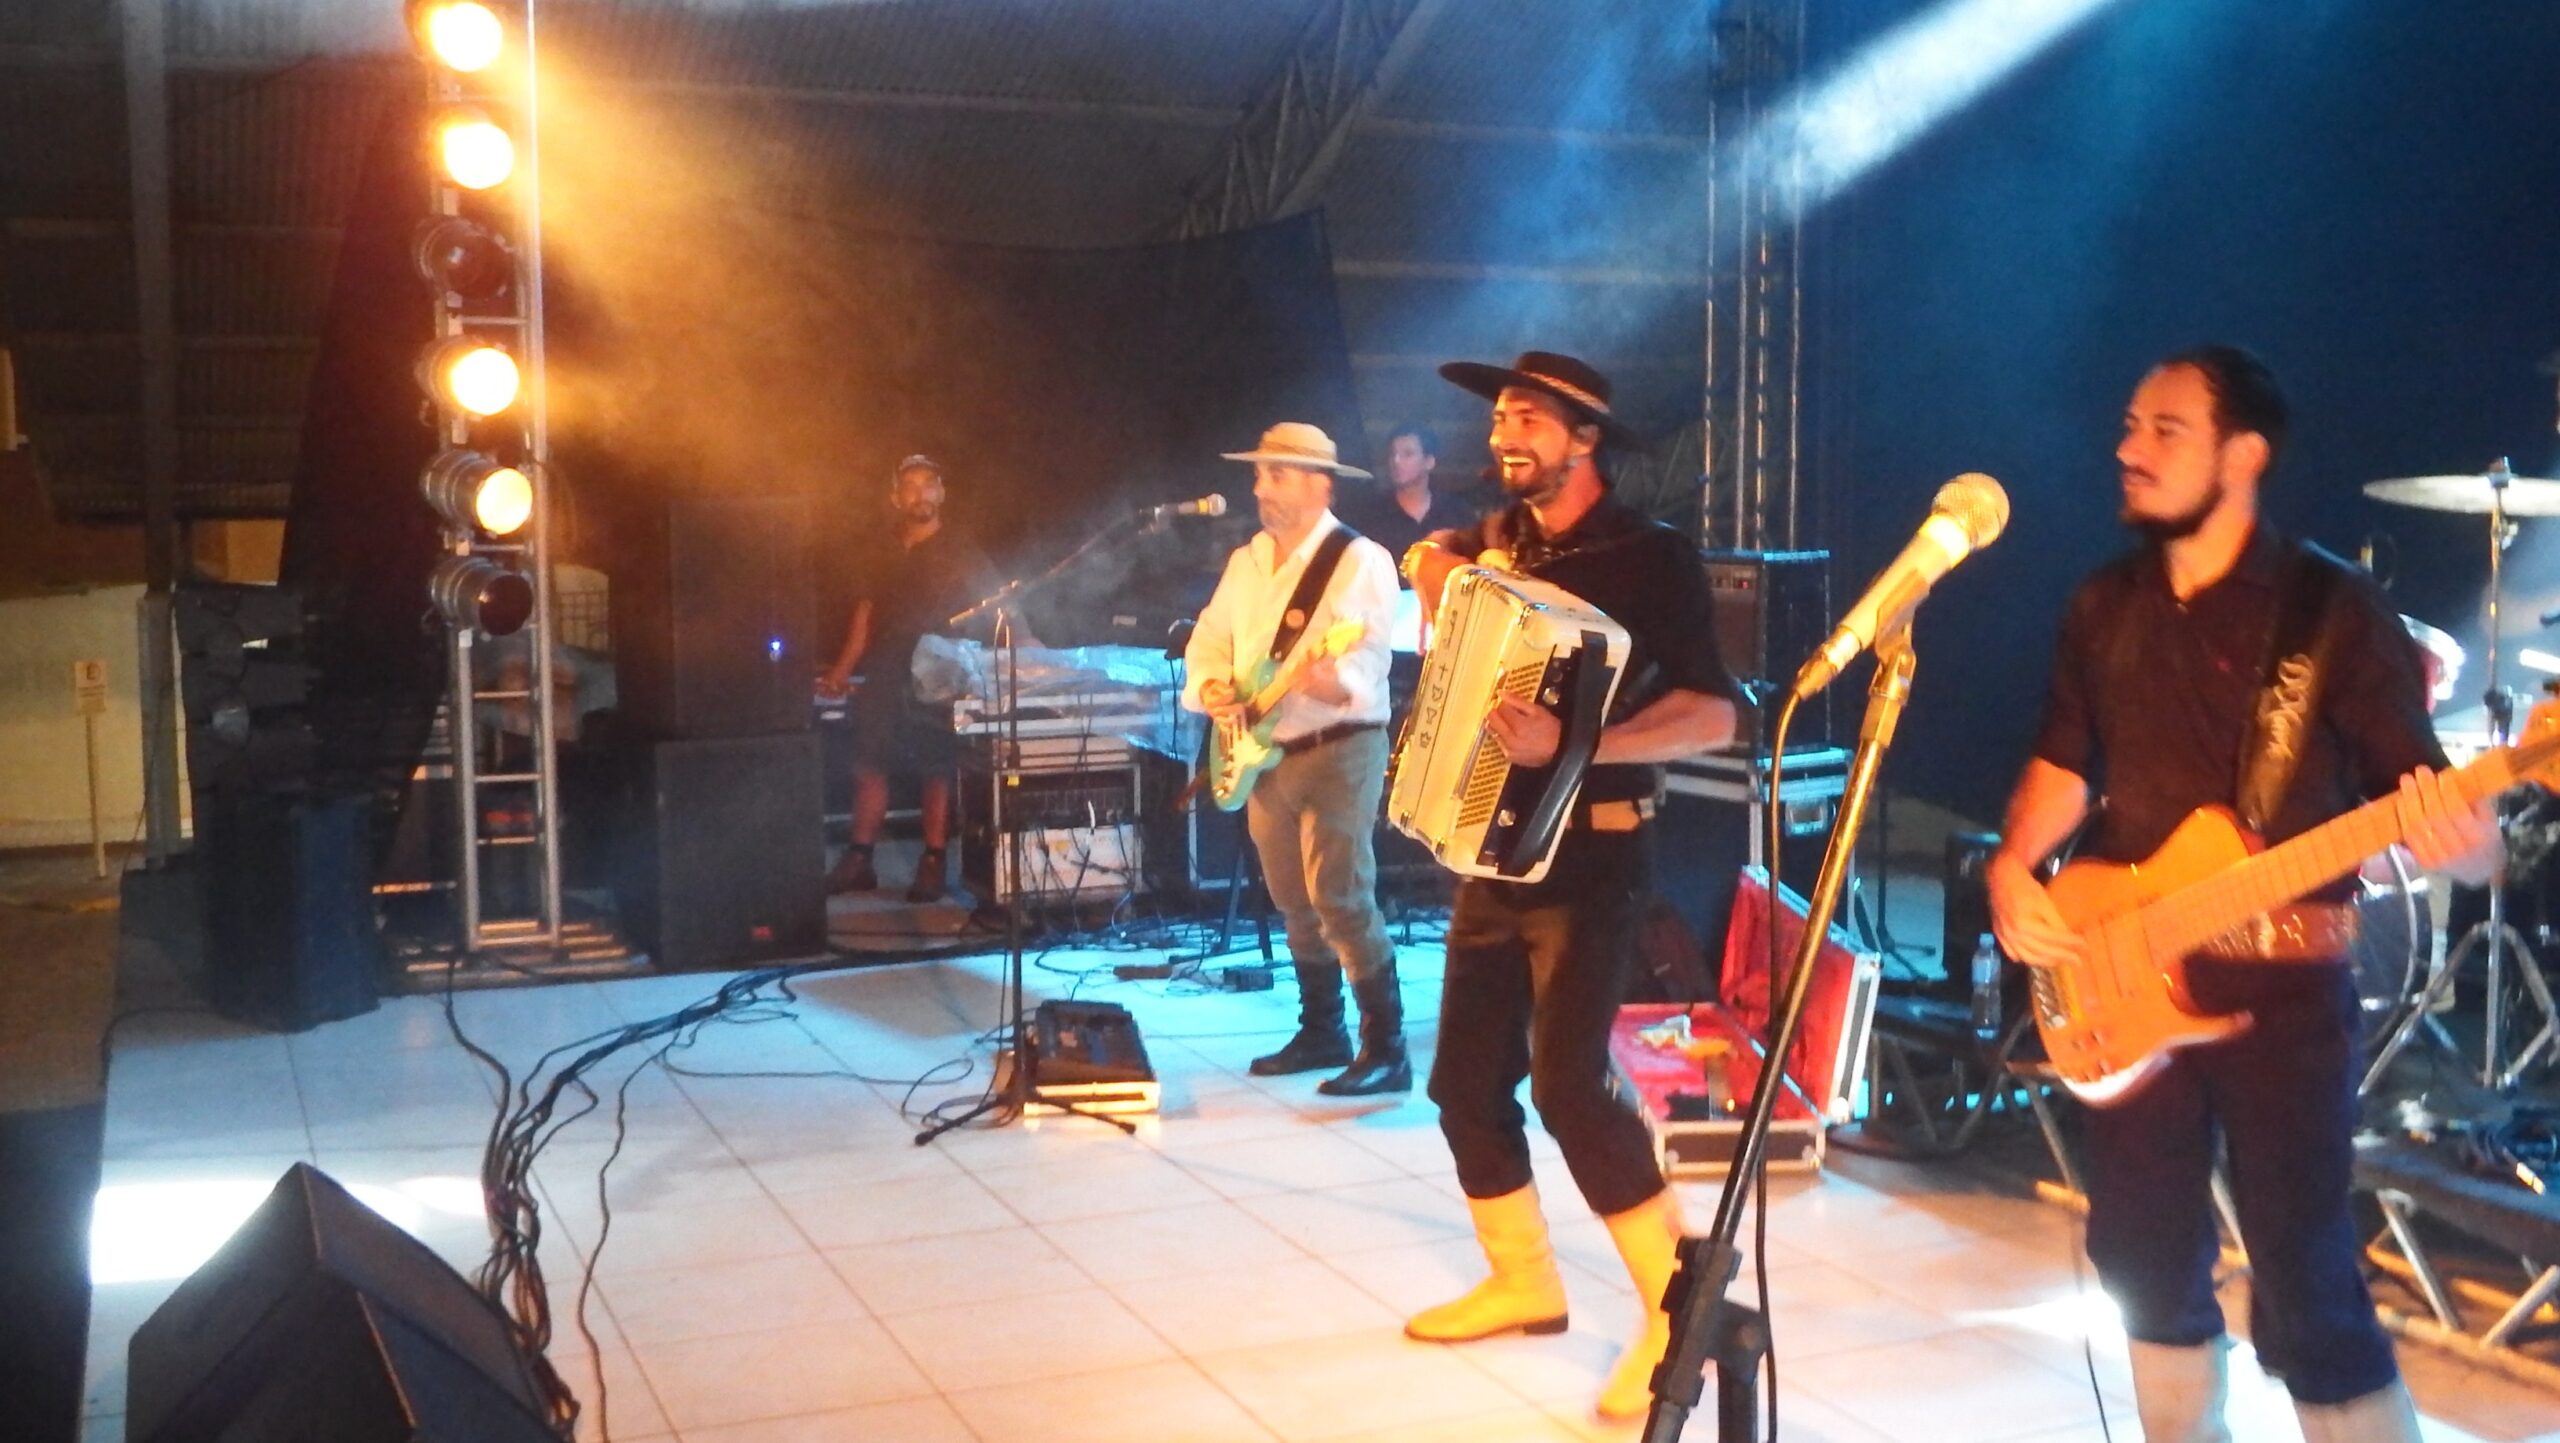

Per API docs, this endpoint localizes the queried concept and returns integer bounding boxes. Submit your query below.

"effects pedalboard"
[1021,1000,1160,1116]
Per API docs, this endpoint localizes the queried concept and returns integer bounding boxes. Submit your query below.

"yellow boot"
[1596,1189,1684,1420]
[1404,1185,1571,1341]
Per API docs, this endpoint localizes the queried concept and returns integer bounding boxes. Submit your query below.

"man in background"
[1341,423,1478,568]
[819,455,999,903]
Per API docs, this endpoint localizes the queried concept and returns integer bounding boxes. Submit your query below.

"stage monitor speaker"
[618,732,825,970]
[198,790,382,1032]
[1701,549,1832,753]
[610,493,814,739]
[126,1163,557,1443]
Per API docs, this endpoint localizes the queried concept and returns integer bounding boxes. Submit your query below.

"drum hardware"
[2361,459,2560,1092]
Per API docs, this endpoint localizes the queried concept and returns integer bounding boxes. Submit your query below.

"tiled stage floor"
[81,939,2560,1443]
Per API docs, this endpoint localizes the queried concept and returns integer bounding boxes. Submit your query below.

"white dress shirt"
[1182,510,1398,743]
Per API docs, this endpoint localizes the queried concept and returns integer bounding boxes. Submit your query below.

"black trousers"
[1428,824,1665,1217]
[2082,966,2398,1404]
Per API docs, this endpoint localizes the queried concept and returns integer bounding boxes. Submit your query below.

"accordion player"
[1387,564,1631,882]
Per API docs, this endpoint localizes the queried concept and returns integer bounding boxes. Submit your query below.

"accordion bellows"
[1388,566,1631,882]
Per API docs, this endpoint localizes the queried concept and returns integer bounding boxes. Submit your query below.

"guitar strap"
[1268,523,1361,665]
[2234,542,2351,833]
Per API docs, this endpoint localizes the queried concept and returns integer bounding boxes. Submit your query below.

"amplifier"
[1701,549,1832,753]
[959,754,1144,903]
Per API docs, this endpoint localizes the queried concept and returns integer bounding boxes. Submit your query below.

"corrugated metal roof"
[8,0,1751,521]
[1323,126,1712,271]
[0,0,115,52]
[0,59,130,221]
[174,228,341,334]
[549,0,1316,114]
[1374,1,1735,136]
[167,0,405,64]
[168,65,400,226]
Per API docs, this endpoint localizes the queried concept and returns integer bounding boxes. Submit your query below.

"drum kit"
[2355,459,2560,1093]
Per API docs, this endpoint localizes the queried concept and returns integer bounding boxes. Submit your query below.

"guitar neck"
[1242,654,1310,729]
[2151,740,2527,956]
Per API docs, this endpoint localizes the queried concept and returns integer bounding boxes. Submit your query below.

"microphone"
[1791,473,2009,699]
[1147,494,1229,520]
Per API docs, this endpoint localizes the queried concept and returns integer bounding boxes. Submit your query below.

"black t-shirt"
[1440,494,1738,803]
[2030,526,2444,1001]
[854,527,998,694]
[1338,482,1481,582]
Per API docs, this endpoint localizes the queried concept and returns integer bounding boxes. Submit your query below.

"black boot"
[826,845,878,894]
[1251,960,1350,1075]
[904,845,948,903]
[1250,1024,1353,1076]
[1319,966,1410,1095]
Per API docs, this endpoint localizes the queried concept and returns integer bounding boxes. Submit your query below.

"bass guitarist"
[1183,423,1407,1095]
[1988,345,2500,1443]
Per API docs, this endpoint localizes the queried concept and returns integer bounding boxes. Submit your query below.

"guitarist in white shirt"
[1183,423,1406,1095]
[1987,346,2500,1443]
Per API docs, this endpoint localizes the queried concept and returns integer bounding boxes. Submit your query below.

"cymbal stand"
[2361,460,2560,1093]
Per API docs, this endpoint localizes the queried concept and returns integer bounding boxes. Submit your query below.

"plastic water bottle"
[1969,933,2004,1044]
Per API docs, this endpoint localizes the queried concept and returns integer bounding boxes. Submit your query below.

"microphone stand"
[1643,622,1918,1443]
[918,514,1149,1145]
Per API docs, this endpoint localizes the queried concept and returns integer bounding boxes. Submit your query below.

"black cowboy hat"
[1438,350,1643,447]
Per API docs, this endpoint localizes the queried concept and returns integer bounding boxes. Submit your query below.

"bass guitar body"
[2038,808,2263,1105]
[2031,698,2555,1105]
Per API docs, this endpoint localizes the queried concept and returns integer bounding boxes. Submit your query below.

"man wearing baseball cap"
[1183,423,1408,1095]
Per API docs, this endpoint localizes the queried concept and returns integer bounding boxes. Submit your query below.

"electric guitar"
[1203,620,1370,811]
[2036,698,2560,1105]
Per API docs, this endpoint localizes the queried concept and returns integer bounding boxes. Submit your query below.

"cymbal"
[2365,472,2560,516]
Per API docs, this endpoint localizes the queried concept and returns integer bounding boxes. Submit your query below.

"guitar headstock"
[1315,619,1368,657]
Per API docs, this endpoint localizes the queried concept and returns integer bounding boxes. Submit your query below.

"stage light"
[429,555,533,637]
[412,216,515,303]
[417,336,520,416]
[1722,0,2122,222]
[413,0,504,73]
[420,448,533,536]
[435,109,515,190]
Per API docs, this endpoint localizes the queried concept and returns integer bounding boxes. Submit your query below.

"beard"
[1494,450,1569,507]
[2120,474,2223,542]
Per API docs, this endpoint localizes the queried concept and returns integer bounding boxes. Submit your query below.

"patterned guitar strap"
[2235,542,2351,835]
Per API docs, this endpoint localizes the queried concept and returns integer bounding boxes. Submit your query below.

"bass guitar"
[1203,620,1369,811]
[2037,700,2558,1104]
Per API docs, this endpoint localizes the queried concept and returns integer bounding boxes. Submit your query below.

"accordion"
[1387,566,1631,882]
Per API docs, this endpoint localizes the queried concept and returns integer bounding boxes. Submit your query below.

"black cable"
[2068,1203,2118,1443]
[453,957,954,1437]
[1761,690,1798,1443]
[95,1004,227,1078]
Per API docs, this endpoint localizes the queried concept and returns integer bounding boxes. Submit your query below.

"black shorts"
[850,685,958,775]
